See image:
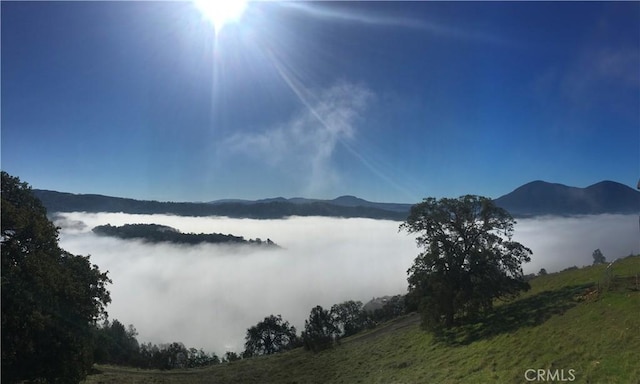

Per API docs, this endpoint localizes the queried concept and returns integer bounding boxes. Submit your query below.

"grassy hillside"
[83,255,640,384]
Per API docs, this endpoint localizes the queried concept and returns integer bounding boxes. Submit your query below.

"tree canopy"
[592,249,606,265]
[302,305,340,352]
[400,195,532,328]
[244,315,298,357]
[1,172,112,383]
[92,319,220,370]
[330,300,372,338]
[92,223,278,247]
[93,319,140,366]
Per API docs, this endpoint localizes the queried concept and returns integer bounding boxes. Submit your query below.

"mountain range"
[208,195,411,213]
[493,180,639,217]
[32,180,639,220]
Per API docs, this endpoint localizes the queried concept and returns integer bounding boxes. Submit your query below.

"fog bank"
[514,214,639,274]
[55,213,639,355]
[57,213,417,354]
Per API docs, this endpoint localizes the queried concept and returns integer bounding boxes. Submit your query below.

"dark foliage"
[93,320,140,365]
[1,172,111,384]
[188,347,221,367]
[401,195,531,329]
[92,223,277,247]
[330,300,373,337]
[93,320,219,369]
[244,315,298,357]
[302,306,340,352]
[592,249,606,265]
[371,295,407,323]
[223,351,241,362]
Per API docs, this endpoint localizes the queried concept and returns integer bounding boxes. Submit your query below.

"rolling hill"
[494,180,640,217]
[82,255,640,384]
[32,190,409,220]
[208,195,412,213]
[33,180,639,220]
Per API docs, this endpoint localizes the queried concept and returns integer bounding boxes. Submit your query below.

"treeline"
[244,296,407,358]
[93,320,222,369]
[93,296,408,370]
[92,223,277,247]
[33,189,408,220]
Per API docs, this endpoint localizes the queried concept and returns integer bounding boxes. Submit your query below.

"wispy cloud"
[562,47,640,102]
[279,2,508,46]
[531,44,639,124]
[592,48,640,87]
[280,1,427,29]
[221,81,373,196]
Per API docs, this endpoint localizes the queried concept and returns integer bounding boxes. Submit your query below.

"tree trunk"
[443,288,455,327]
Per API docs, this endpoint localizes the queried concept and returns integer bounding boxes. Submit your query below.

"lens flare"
[194,0,247,33]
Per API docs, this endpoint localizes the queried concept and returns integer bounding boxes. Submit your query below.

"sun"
[194,0,248,33]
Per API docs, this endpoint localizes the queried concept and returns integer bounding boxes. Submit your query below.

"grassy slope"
[84,256,640,384]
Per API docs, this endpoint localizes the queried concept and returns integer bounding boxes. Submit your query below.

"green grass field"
[83,255,640,384]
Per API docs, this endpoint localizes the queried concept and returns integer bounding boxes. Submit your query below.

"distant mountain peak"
[586,180,625,190]
[332,195,368,204]
[495,180,639,217]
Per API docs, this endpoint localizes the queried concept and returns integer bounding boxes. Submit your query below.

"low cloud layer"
[57,213,416,354]
[513,214,639,274]
[55,213,639,355]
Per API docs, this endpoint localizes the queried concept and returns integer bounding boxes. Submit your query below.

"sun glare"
[194,0,248,32]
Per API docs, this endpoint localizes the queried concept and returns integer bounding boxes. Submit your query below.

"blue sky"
[2,1,638,203]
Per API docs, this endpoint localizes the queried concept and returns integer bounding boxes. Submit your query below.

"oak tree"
[401,195,531,328]
[1,172,111,383]
[302,305,340,352]
[244,314,297,356]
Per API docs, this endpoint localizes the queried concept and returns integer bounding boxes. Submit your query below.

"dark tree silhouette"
[371,295,406,323]
[592,249,606,265]
[132,341,218,370]
[224,351,241,362]
[302,306,340,352]
[92,223,278,246]
[93,320,140,366]
[244,315,298,356]
[401,195,531,329]
[187,348,220,367]
[1,172,111,383]
[330,301,371,337]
